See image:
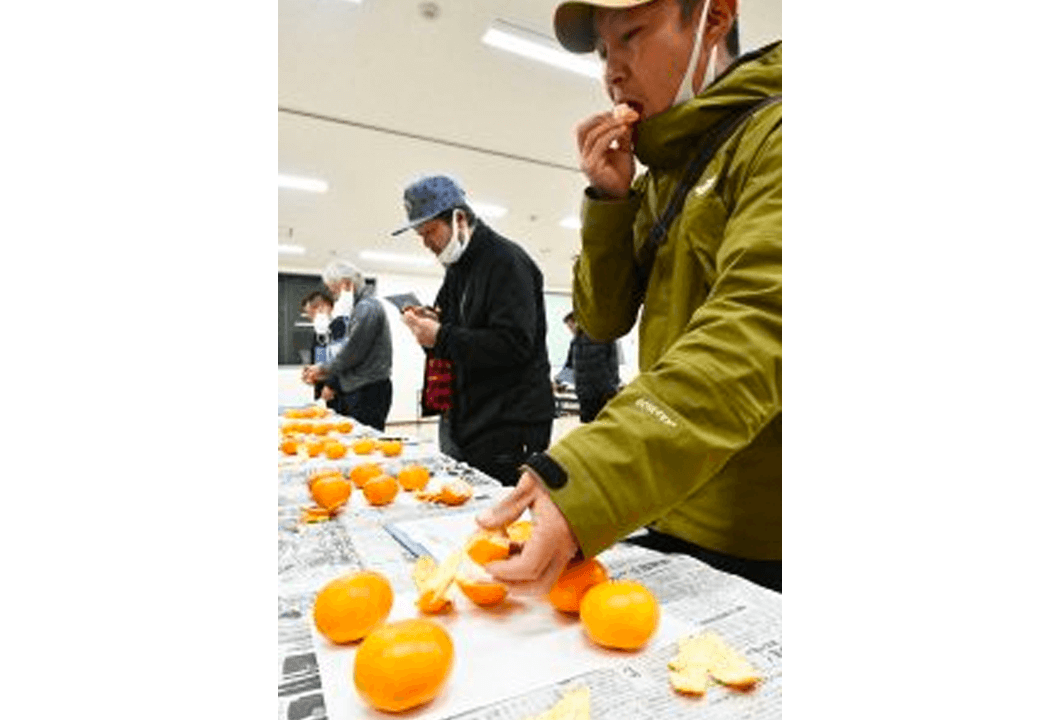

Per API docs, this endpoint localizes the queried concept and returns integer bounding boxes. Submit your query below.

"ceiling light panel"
[482,21,603,80]
[278,173,328,193]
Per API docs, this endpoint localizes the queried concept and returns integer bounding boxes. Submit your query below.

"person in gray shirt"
[302,260,393,431]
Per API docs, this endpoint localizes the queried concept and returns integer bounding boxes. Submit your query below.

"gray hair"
[321,260,365,291]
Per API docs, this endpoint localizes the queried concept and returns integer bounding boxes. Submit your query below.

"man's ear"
[706,0,737,43]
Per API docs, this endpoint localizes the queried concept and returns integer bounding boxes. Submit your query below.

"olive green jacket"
[547,42,782,562]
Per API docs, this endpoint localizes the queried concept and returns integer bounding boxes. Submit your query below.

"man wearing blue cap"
[474,0,783,593]
[394,175,555,486]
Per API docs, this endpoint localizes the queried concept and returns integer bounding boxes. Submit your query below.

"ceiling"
[278,0,781,289]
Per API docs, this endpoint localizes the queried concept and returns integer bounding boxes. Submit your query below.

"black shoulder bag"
[635,94,782,292]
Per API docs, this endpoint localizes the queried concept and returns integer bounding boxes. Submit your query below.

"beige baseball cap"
[553,0,658,53]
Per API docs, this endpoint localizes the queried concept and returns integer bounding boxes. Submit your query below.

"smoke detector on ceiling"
[418,2,440,20]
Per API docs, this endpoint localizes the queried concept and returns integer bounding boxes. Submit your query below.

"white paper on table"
[385,512,646,562]
[312,590,694,720]
[383,509,497,559]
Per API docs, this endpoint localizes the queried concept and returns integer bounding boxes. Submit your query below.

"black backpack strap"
[635,94,781,289]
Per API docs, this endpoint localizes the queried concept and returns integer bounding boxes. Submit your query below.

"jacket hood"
[634,41,782,170]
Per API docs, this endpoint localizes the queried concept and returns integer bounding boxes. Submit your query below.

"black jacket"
[431,223,554,448]
[572,332,620,399]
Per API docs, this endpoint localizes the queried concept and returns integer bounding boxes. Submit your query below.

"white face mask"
[333,289,354,317]
[312,311,331,335]
[672,0,717,107]
[437,212,469,267]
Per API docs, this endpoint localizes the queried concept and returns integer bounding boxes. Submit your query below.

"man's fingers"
[484,547,571,596]
[575,111,616,149]
[476,473,537,530]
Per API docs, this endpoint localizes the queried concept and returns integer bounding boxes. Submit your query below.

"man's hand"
[320,386,335,402]
[402,308,440,348]
[476,471,580,596]
[576,109,638,199]
[303,365,325,384]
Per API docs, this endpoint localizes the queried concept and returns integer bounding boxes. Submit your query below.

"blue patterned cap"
[391,175,467,236]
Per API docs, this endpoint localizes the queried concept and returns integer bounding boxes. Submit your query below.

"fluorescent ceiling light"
[278,173,328,193]
[359,250,434,267]
[560,216,581,230]
[278,244,306,255]
[469,202,508,219]
[482,21,602,80]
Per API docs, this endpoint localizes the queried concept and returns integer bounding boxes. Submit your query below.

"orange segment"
[465,529,511,566]
[455,573,508,607]
[505,519,534,543]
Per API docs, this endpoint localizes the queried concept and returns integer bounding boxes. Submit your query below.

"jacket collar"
[633,41,782,170]
[449,221,491,269]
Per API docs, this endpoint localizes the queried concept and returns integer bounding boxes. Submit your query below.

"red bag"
[421,350,453,415]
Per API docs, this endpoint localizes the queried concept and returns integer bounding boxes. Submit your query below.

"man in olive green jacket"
[478,0,781,592]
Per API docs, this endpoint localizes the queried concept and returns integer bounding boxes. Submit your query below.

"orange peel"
[412,551,463,614]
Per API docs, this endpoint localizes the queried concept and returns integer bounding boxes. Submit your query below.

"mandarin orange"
[362,475,399,506]
[349,462,384,488]
[353,619,454,712]
[397,464,430,492]
[311,477,352,511]
[579,580,659,650]
[548,558,609,614]
[313,571,393,644]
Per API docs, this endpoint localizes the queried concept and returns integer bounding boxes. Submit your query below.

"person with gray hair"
[302,259,393,431]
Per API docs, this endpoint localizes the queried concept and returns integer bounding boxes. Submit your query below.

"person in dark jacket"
[299,289,346,411]
[394,175,555,486]
[303,260,393,431]
[562,311,621,423]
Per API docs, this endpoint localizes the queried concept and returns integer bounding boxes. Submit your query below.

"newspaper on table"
[278,424,780,719]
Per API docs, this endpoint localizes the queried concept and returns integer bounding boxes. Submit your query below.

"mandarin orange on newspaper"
[548,558,609,614]
[378,439,403,457]
[349,462,384,488]
[311,477,352,511]
[362,475,399,506]
[352,438,375,455]
[579,580,659,650]
[324,441,347,460]
[397,464,430,492]
[313,571,393,644]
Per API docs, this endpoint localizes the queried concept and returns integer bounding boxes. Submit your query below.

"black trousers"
[626,529,781,593]
[445,419,553,487]
[331,379,392,432]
